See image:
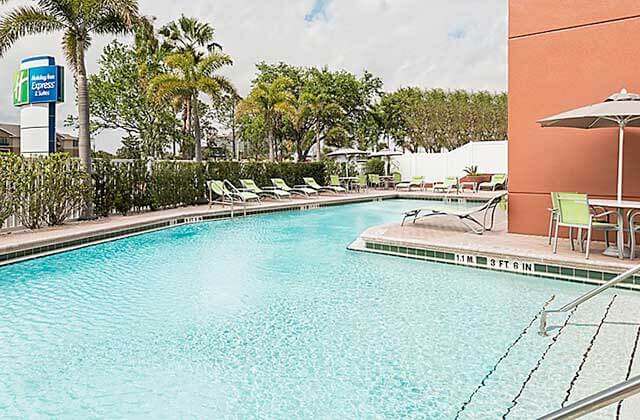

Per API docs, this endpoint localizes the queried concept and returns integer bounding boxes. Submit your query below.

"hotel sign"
[13,65,64,106]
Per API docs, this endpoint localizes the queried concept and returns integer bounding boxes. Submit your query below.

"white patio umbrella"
[326,148,368,176]
[538,88,640,201]
[369,149,403,175]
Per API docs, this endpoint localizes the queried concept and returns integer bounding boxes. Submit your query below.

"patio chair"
[207,180,261,207]
[479,174,507,191]
[330,175,348,192]
[271,178,318,198]
[354,174,368,192]
[628,210,640,259]
[303,177,346,194]
[547,192,560,245]
[388,172,402,188]
[395,176,425,191]
[552,192,617,259]
[368,174,381,189]
[240,179,290,200]
[401,192,507,234]
[432,176,459,194]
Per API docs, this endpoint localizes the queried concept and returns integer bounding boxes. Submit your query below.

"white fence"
[392,140,507,181]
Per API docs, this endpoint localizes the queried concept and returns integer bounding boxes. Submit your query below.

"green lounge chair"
[395,176,425,191]
[271,178,318,198]
[368,174,381,189]
[207,180,261,207]
[478,174,507,191]
[432,176,458,194]
[552,192,617,259]
[303,177,346,194]
[240,179,290,200]
[401,192,507,234]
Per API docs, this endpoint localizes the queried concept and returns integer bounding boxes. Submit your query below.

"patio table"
[339,176,358,191]
[589,199,640,258]
[379,175,394,189]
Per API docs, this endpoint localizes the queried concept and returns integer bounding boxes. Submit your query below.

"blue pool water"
[0,200,613,417]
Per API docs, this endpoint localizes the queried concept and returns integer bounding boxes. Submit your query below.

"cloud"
[0,0,507,153]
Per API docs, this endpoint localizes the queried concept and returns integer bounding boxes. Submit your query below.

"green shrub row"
[0,153,91,229]
[92,159,327,216]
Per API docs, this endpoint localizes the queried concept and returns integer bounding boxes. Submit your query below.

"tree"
[149,50,235,161]
[159,15,221,59]
[238,77,294,161]
[0,0,139,216]
[87,38,181,158]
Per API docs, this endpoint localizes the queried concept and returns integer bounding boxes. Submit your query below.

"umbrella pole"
[617,124,625,202]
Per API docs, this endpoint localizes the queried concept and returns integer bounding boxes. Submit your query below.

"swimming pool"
[0,199,631,417]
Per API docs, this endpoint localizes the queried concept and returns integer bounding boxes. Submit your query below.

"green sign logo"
[13,69,29,106]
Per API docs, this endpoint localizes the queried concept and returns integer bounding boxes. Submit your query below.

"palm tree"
[0,0,139,217]
[149,51,235,161]
[238,77,293,161]
[159,15,221,60]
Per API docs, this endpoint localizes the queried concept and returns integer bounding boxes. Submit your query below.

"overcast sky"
[0,0,507,152]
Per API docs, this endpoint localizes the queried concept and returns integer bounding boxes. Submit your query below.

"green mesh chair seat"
[271,178,318,198]
[552,192,618,259]
[479,174,507,191]
[396,176,425,191]
[303,177,345,194]
[432,176,458,193]
[368,174,381,189]
[241,179,290,200]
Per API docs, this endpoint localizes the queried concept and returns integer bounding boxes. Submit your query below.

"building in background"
[0,122,78,157]
[508,1,640,235]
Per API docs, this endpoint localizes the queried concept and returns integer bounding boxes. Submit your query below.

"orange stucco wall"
[508,2,640,235]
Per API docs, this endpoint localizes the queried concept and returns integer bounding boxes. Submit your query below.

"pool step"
[455,297,566,419]
[505,295,616,418]
[581,295,640,419]
[509,294,640,419]
[457,294,623,419]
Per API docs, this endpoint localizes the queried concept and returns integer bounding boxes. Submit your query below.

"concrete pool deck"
[351,201,640,290]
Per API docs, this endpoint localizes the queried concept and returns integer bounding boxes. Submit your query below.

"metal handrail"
[539,374,640,419]
[539,263,640,336]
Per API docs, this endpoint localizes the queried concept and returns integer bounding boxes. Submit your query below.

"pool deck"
[1,189,492,266]
[351,201,640,290]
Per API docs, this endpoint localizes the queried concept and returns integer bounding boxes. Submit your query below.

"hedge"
[1,153,91,229]
[92,159,327,216]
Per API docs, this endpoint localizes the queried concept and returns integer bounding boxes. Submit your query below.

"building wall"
[508,1,640,235]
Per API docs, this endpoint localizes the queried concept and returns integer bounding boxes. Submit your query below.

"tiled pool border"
[354,238,640,291]
[4,193,473,266]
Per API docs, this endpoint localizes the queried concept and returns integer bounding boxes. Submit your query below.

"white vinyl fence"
[392,140,507,181]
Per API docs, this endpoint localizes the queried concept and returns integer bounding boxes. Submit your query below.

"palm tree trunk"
[184,98,192,159]
[193,95,202,162]
[231,99,237,160]
[267,128,274,161]
[76,42,94,219]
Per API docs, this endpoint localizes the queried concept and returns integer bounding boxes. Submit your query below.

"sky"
[0,0,507,152]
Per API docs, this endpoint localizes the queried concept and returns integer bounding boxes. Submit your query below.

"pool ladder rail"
[538,263,640,336]
[537,262,640,419]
